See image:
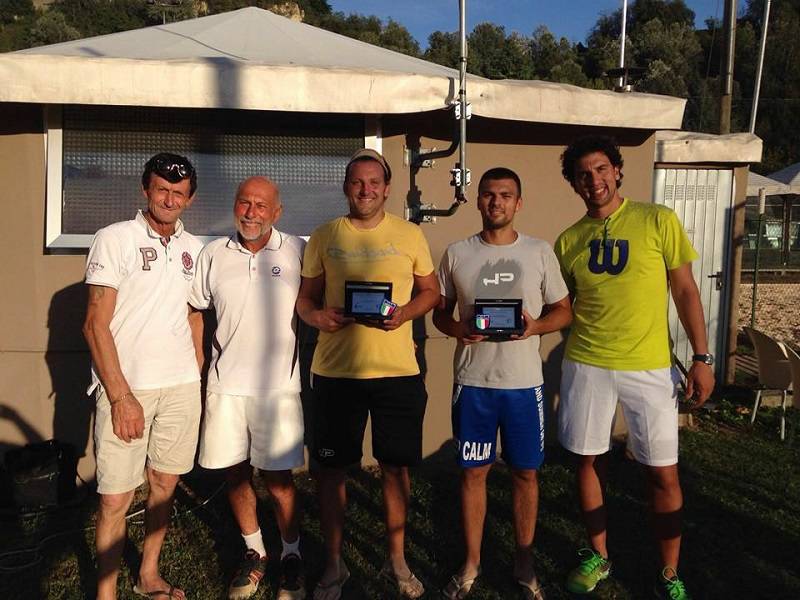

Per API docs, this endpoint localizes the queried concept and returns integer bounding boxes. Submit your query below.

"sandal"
[515,563,545,600]
[380,562,425,599]
[313,559,350,600]
[133,583,180,598]
[441,566,480,600]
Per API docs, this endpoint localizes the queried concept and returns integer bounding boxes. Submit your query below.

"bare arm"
[381,271,440,331]
[295,274,354,333]
[668,263,714,407]
[82,284,144,442]
[513,296,573,340]
[432,294,487,345]
[188,305,205,371]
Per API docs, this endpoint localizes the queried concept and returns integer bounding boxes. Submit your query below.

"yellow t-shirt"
[302,213,434,378]
[554,199,698,370]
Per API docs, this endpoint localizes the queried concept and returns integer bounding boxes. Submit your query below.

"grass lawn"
[1,398,799,599]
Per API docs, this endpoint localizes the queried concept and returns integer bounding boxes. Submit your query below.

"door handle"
[707,271,724,291]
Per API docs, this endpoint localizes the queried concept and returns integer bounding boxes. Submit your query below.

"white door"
[653,168,734,379]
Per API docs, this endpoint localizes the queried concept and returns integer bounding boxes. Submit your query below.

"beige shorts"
[94,381,201,494]
[198,390,305,471]
[558,359,680,467]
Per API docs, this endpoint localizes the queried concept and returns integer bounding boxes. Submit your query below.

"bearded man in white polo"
[83,153,204,600]
[189,176,307,600]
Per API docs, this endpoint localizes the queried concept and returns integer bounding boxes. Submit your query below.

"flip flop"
[133,583,180,598]
[312,560,350,600]
[441,566,480,600]
[517,576,546,600]
[380,562,425,599]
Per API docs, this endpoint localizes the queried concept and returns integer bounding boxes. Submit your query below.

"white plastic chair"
[744,327,792,440]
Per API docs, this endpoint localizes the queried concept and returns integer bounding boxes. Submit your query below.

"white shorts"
[199,390,305,471]
[94,381,201,495]
[558,359,681,467]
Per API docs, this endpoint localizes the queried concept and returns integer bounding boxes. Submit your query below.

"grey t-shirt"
[438,233,569,389]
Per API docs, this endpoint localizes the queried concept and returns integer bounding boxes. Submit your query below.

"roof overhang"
[0,53,686,129]
[655,130,763,164]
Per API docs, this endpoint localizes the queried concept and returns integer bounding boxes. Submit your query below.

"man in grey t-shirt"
[433,167,572,599]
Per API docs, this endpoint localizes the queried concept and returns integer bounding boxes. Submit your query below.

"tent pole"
[749,0,771,134]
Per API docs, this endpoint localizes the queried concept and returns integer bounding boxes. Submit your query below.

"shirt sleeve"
[188,244,213,310]
[541,244,570,304]
[301,229,324,278]
[660,208,699,270]
[85,227,126,289]
[553,233,576,295]
[412,227,435,277]
[437,246,456,299]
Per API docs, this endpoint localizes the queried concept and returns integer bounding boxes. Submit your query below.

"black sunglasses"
[153,157,194,179]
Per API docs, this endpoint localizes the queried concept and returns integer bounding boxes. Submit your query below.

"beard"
[235,217,270,241]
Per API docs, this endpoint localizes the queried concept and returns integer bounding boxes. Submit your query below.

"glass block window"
[57,105,364,242]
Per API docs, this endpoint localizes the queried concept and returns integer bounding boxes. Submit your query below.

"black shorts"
[310,374,428,468]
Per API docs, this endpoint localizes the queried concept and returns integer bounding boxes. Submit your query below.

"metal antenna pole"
[751,188,766,327]
[456,0,469,201]
[719,0,737,134]
[618,0,628,89]
[749,0,771,134]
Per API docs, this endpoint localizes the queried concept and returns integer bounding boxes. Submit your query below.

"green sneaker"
[565,548,611,594]
[655,567,691,600]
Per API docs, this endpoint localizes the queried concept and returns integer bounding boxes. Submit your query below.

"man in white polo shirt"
[189,176,306,600]
[83,153,204,600]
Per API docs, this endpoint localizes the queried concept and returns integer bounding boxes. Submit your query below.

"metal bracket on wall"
[405,204,438,224]
[404,146,438,168]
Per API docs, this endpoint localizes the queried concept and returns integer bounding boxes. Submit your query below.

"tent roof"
[747,171,796,196]
[0,8,685,129]
[770,162,800,188]
[654,130,762,164]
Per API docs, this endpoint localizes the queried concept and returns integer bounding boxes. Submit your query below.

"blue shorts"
[452,384,545,470]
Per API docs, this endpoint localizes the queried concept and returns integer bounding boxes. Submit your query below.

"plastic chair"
[743,327,792,440]
[784,346,800,442]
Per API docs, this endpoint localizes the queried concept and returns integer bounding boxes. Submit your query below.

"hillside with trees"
[0,0,796,172]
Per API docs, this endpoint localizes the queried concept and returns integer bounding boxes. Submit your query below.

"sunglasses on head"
[153,156,194,180]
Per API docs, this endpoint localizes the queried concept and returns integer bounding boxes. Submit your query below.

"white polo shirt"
[85,211,204,393]
[189,229,305,396]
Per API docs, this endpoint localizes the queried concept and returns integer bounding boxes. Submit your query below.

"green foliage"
[27,9,80,46]
[0,0,33,24]
[467,22,531,79]
[423,30,459,68]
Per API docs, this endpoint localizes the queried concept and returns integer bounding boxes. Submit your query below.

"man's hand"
[685,361,714,409]
[510,309,539,341]
[111,394,145,443]
[377,304,407,331]
[456,319,487,345]
[313,307,354,333]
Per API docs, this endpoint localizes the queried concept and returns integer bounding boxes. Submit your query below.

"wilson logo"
[588,239,629,275]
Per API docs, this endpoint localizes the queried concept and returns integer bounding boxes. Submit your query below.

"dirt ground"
[738,283,800,349]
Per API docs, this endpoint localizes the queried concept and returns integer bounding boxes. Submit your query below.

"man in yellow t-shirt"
[296,149,439,600]
[554,135,714,600]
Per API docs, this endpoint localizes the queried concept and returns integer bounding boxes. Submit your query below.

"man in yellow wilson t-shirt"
[554,135,714,600]
[296,149,439,600]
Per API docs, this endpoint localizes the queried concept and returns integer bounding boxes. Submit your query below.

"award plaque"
[344,281,396,320]
[473,298,524,339]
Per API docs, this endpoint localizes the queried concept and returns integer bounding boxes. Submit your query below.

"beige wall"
[0,103,657,478]
[0,104,95,481]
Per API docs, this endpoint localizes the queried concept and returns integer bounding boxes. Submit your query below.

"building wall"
[0,103,656,480]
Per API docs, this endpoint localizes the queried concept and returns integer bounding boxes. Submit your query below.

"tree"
[0,0,33,24]
[27,10,80,47]
[467,22,531,79]
[424,30,459,68]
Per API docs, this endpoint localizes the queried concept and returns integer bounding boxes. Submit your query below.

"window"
[743,195,800,270]
[46,105,369,249]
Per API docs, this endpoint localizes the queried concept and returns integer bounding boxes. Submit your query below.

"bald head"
[234,176,282,247]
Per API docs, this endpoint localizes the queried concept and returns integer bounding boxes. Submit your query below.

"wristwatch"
[692,353,714,366]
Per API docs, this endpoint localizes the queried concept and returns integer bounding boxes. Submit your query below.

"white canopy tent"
[0,7,685,128]
[747,171,797,196]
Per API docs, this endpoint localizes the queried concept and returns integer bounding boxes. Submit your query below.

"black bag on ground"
[4,439,77,509]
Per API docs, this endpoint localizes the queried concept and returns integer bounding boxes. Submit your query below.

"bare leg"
[380,462,413,577]
[96,490,135,600]
[511,468,539,576]
[262,469,300,544]
[137,467,184,600]
[644,464,683,570]
[576,453,609,557]
[458,465,491,579]
[315,467,347,584]
[226,461,259,537]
